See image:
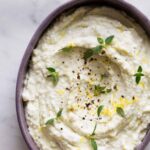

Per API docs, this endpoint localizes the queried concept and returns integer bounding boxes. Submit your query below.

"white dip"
[22,7,150,150]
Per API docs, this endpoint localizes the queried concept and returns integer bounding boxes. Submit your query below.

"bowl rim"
[16,0,150,150]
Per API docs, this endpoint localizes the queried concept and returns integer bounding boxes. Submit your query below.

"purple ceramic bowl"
[16,0,150,149]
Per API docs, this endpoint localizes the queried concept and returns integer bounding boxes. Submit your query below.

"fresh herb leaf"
[135,75,141,84]
[47,67,56,72]
[97,37,104,44]
[94,85,105,96]
[61,46,72,52]
[116,107,125,118]
[83,45,103,61]
[83,35,114,61]
[52,72,59,85]
[89,124,98,150]
[97,105,104,117]
[134,73,144,84]
[106,89,112,93]
[94,85,111,96]
[91,123,97,136]
[90,139,97,150]
[45,118,55,125]
[47,68,59,86]
[92,45,103,54]
[134,66,144,84]
[56,108,63,118]
[105,35,114,45]
[45,108,63,126]
[138,66,142,72]
[83,49,94,61]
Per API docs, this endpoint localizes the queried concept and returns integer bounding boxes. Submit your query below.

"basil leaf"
[116,107,125,118]
[105,35,114,45]
[45,118,55,125]
[56,108,63,118]
[97,37,104,44]
[97,105,104,117]
[90,139,97,150]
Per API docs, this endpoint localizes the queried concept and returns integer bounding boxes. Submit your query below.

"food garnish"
[56,108,63,118]
[116,107,125,118]
[45,118,55,125]
[45,108,63,126]
[84,35,114,61]
[94,85,111,96]
[47,67,59,86]
[134,66,144,84]
[61,46,73,52]
[97,105,104,117]
[90,124,98,150]
[90,139,97,150]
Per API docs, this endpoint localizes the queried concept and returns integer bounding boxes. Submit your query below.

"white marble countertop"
[0,0,150,149]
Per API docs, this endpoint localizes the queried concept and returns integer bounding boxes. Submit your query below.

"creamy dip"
[22,7,150,150]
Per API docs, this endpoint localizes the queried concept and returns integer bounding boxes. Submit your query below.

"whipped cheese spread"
[22,7,150,150]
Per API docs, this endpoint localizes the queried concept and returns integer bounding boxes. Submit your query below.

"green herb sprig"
[94,85,111,96]
[90,138,97,150]
[47,67,59,86]
[116,107,125,118]
[97,105,104,117]
[56,108,63,118]
[45,118,55,125]
[84,35,114,61]
[89,124,98,150]
[61,46,73,52]
[91,123,97,136]
[105,35,114,45]
[134,66,144,84]
[45,108,63,126]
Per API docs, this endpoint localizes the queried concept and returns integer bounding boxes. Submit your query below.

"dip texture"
[22,7,150,150]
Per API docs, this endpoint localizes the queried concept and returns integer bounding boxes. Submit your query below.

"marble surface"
[0,0,150,149]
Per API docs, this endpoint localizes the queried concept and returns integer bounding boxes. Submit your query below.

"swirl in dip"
[22,7,150,150]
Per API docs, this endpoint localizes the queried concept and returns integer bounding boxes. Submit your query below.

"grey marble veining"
[0,0,149,149]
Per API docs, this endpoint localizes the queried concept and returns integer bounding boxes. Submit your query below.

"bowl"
[16,0,150,149]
